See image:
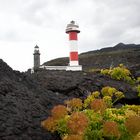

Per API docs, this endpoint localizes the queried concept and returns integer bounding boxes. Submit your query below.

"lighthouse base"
[66,65,82,71]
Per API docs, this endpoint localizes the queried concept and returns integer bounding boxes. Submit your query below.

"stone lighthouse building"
[33,45,40,71]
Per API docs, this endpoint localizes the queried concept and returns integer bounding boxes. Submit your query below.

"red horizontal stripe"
[70,52,78,61]
[69,32,78,40]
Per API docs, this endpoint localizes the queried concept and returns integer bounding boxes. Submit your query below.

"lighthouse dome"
[66,20,80,33]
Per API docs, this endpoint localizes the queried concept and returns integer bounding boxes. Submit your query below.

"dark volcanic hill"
[0,43,140,140]
[43,43,140,75]
[0,59,66,140]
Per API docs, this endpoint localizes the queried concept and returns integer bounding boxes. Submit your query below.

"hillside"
[44,43,140,75]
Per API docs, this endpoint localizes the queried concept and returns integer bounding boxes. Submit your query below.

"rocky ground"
[0,43,140,140]
[0,59,64,140]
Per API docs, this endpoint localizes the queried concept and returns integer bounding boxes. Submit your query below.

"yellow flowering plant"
[83,91,100,108]
[41,86,140,140]
[101,64,135,84]
[136,85,140,97]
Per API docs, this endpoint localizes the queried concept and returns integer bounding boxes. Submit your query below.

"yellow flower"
[103,96,112,102]
[65,98,83,111]
[83,94,95,108]
[91,91,100,98]
[103,96,112,107]
[125,109,137,118]
[114,91,124,98]
[108,87,117,96]
[101,69,110,75]
[119,64,124,67]
[101,86,117,97]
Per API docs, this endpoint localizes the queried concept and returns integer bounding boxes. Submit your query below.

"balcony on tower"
[66,21,80,33]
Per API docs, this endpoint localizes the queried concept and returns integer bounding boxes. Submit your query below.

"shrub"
[84,127,103,140]
[101,64,135,84]
[64,98,83,112]
[125,116,140,136]
[41,117,57,132]
[125,110,137,118]
[83,91,100,109]
[84,110,103,140]
[103,121,120,138]
[67,112,89,135]
[101,65,140,96]
[103,108,126,124]
[90,99,107,114]
[123,105,140,115]
[114,91,124,99]
[51,105,68,120]
[41,86,140,140]
[101,86,125,105]
[101,69,110,75]
[101,86,117,97]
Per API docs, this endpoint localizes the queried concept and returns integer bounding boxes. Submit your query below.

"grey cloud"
[0,31,18,41]
[19,0,52,26]
[86,0,140,49]
[0,0,140,50]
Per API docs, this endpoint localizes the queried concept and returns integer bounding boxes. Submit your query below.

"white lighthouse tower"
[66,21,82,71]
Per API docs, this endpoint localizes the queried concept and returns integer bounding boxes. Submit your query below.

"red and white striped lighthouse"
[66,21,82,71]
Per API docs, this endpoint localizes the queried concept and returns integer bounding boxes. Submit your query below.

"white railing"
[39,65,67,70]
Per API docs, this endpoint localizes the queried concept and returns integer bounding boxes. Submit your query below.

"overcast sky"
[0,0,140,71]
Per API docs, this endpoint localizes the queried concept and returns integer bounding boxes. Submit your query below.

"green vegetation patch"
[41,86,140,140]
